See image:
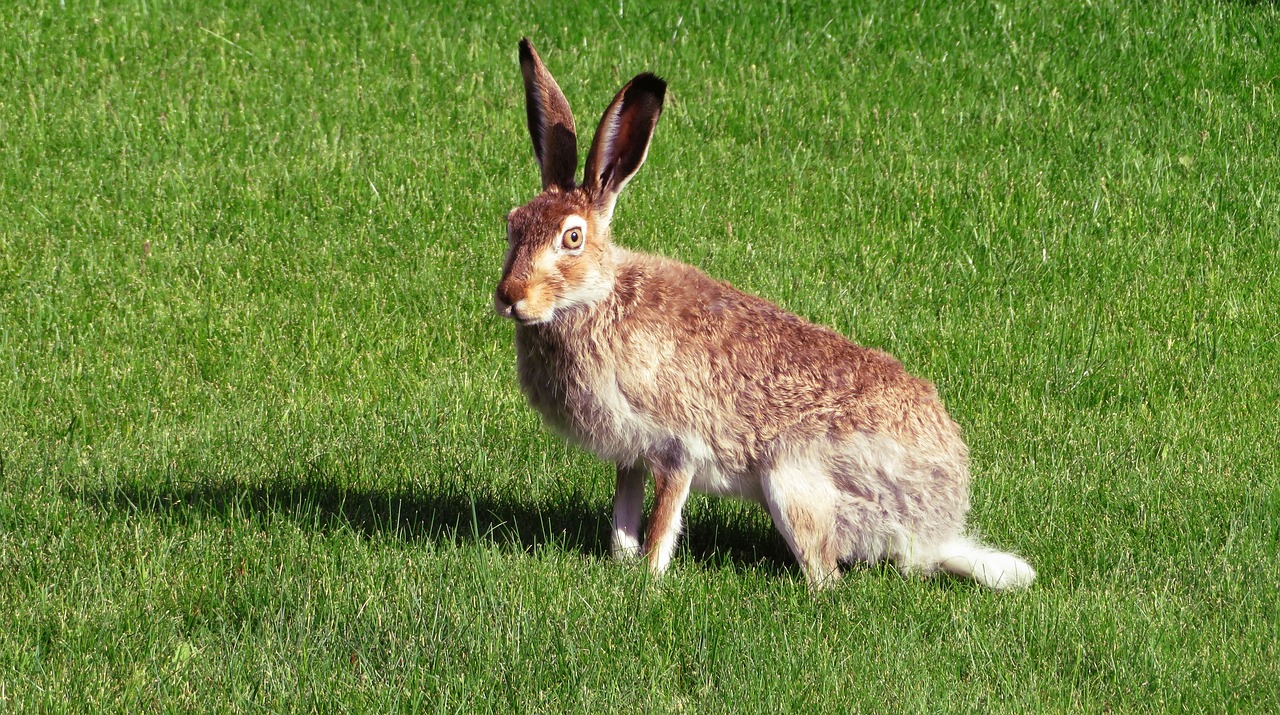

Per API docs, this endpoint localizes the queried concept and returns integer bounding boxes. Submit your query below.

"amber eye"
[562,228,584,250]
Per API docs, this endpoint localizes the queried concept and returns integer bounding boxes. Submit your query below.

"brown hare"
[495,39,1035,590]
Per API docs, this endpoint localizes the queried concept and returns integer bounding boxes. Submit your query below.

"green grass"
[2,0,1278,711]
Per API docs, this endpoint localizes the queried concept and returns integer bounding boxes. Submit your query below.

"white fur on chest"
[567,367,662,465]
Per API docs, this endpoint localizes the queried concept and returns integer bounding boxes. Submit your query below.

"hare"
[495,38,1036,590]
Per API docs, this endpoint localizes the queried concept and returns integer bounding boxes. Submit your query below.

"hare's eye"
[562,228,584,250]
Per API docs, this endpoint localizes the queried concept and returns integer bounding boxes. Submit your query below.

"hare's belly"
[688,448,765,502]
[583,388,767,502]
[548,376,755,499]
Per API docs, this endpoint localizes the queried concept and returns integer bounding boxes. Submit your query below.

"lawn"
[1,0,1278,712]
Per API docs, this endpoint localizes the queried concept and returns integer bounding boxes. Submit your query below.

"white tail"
[938,539,1037,590]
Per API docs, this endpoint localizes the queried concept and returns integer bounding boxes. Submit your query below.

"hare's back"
[613,251,960,449]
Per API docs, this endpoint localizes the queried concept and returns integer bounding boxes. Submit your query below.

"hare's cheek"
[558,260,612,304]
[558,257,590,286]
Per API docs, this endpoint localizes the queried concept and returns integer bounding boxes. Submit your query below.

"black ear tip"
[625,73,667,109]
[519,38,535,61]
[630,72,667,97]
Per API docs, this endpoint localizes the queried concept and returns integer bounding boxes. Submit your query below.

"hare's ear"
[583,73,666,222]
[519,38,577,192]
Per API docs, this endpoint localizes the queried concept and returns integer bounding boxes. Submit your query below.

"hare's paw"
[611,531,642,560]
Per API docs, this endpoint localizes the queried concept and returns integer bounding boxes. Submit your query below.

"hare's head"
[495,39,666,325]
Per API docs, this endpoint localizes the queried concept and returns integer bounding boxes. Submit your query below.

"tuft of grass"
[2,0,1278,711]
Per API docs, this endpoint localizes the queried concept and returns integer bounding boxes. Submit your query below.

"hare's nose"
[495,280,527,311]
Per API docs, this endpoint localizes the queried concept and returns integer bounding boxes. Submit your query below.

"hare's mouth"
[507,303,553,326]
[514,312,552,326]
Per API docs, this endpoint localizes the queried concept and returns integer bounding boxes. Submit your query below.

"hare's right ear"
[583,73,666,223]
[519,38,577,192]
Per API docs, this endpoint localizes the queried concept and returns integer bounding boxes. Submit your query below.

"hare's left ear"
[583,73,666,222]
[519,38,578,192]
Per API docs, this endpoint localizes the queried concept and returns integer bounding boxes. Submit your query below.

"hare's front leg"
[643,465,693,575]
[612,462,646,560]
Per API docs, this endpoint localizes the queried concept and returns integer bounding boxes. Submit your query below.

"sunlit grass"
[1,0,1277,711]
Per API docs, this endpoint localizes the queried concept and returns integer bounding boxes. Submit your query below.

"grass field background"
[2,0,1278,711]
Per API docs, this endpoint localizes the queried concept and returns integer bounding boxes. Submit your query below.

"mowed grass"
[2,0,1278,711]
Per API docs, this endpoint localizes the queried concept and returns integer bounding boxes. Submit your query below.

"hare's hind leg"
[612,462,646,560]
[760,455,842,588]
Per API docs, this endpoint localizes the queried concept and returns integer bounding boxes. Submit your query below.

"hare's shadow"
[76,475,796,576]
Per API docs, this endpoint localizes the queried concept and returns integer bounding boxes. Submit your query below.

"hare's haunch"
[496,39,1035,590]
